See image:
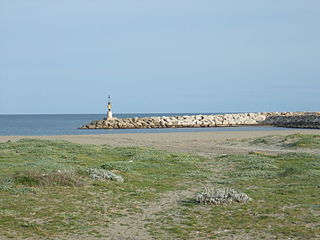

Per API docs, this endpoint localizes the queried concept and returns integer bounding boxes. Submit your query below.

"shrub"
[279,167,302,177]
[237,170,277,179]
[196,187,252,204]
[14,169,83,187]
[101,163,131,172]
[0,178,14,191]
[86,168,124,182]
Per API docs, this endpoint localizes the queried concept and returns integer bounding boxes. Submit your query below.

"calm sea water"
[0,113,289,136]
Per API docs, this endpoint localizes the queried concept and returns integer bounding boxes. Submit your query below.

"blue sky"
[0,0,319,114]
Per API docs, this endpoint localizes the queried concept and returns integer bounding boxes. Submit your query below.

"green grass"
[1,137,320,239]
[0,139,208,239]
[249,133,320,148]
[148,152,320,239]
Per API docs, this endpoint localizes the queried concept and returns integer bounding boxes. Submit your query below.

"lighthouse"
[107,95,113,120]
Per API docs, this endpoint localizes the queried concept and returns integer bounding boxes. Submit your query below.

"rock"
[79,112,320,130]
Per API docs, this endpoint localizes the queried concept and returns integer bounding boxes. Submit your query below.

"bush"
[237,170,277,179]
[86,168,124,182]
[14,169,83,187]
[279,167,302,177]
[196,187,252,204]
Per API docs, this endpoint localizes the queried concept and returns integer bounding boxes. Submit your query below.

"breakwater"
[80,112,320,130]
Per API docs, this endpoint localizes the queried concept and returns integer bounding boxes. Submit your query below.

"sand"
[1,128,319,155]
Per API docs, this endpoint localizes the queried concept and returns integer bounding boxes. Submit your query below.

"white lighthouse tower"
[107,95,113,120]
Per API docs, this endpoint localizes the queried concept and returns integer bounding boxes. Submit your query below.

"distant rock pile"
[80,112,320,130]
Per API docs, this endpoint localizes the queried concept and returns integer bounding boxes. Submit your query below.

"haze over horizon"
[1,0,319,114]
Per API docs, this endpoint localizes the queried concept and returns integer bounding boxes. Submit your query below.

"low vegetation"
[0,136,319,239]
[13,169,83,187]
[196,187,252,204]
[250,133,320,148]
[0,139,208,239]
[86,168,124,182]
[148,151,320,239]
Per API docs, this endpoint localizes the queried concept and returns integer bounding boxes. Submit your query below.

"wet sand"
[1,128,319,155]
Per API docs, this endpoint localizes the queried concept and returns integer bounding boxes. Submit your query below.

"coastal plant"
[11,187,38,194]
[196,187,252,204]
[0,139,207,238]
[0,178,14,192]
[101,162,131,172]
[1,137,320,239]
[0,178,38,194]
[305,169,320,177]
[223,154,278,180]
[13,169,83,187]
[240,161,277,170]
[149,142,320,240]
[251,136,277,145]
[86,168,124,182]
[21,158,74,172]
[286,134,320,148]
[236,170,277,179]
[278,167,303,177]
[248,134,320,148]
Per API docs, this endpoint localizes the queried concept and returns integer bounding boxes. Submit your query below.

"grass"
[0,139,208,239]
[148,152,320,239]
[1,137,320,239]
[249,133,320,148]
[13,169,83,187]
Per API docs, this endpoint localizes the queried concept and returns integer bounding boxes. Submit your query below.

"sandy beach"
[1,128,319,155]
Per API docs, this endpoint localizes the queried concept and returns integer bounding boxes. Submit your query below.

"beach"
[2,1,319,238]
[1,128,319,155]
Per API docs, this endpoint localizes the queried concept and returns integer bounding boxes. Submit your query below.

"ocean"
[0,113,289,136]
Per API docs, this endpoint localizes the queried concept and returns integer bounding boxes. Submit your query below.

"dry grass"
[14,169,83,187]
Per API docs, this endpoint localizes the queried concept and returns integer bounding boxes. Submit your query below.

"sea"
[0,113,290,136]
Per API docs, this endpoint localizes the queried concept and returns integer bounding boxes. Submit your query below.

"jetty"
[80,112,320,130]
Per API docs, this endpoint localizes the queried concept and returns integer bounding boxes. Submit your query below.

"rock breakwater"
[266,114,320,129]
[80,112,320,130]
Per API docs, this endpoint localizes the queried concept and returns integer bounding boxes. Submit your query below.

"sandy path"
[105,189,194,240]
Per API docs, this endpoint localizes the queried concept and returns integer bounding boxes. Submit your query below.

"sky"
[0,0,319,114]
